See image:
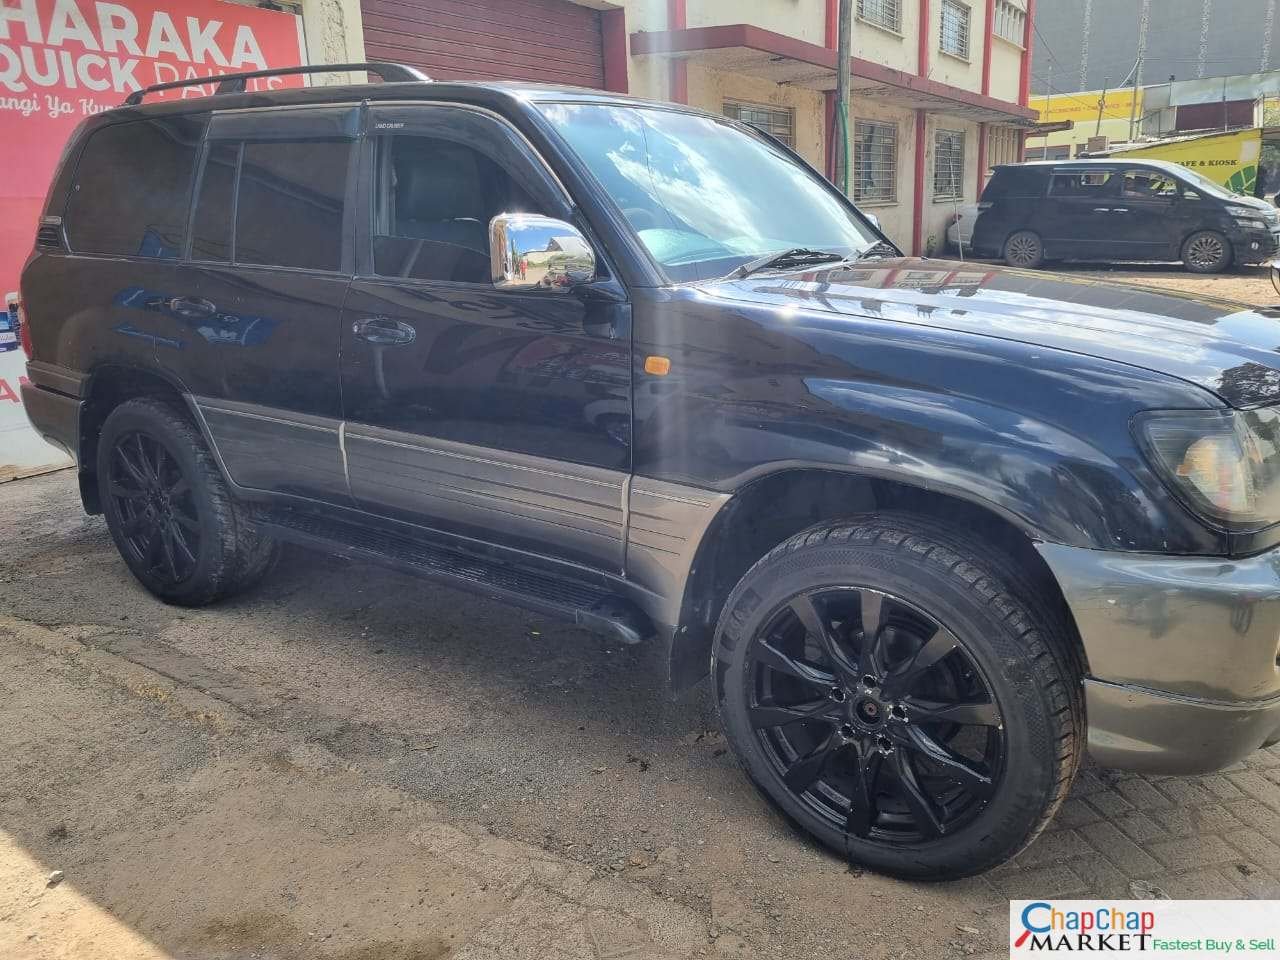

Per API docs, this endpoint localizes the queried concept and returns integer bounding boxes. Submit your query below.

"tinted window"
[980,166,1044,199]
[236,140,351,271]
[190,143,239,263]
[66,116,204,258]
[373,135,545,283]
[1048,170,1115,197]
[1119,169,1179,200]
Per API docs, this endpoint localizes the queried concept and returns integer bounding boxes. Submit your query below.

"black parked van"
[971,158,1280,273]
[17,65,1280,880]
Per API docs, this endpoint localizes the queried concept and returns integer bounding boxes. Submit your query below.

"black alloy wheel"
[746,586,1004,845]
[97,397,279,606]
[714,516,1082,879]
[108,430,201,587]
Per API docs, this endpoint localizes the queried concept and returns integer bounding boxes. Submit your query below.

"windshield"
[1175,166,1239,199]
[537,102,883,282]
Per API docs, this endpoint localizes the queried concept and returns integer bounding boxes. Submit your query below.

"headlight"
[1137,408,1280,528]
[1236,218,1268,230]
[1226,205,1262,218]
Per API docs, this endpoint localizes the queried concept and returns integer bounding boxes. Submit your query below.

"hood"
[1227,194,1277,215]
[700,258,1280,408]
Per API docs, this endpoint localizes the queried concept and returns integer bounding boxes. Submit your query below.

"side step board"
[257,509,654,646]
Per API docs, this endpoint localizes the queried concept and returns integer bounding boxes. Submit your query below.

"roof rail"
[122,62,430,106]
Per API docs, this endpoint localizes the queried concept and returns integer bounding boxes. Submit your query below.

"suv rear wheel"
[1003,230,1044,269]
[1182,230,1232,274]
[713,515,1082,879]
[97,397,278,606]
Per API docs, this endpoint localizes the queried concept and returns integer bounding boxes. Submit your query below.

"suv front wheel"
[713,515,1082,879]
[1182,230,1232,274]
[97,397,278,606]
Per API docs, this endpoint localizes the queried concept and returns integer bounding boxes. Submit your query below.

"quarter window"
[853,120,898,204]
[933,129,966,200]
[65,116,204,259]
[724,101,795,148]
[857,0,902,32]
[940,0,972,59]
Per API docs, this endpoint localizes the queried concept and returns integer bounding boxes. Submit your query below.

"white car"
[946,203,980,253]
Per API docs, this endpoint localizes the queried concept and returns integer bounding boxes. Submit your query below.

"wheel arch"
[665,465,1088,693]
[78,363,223,513]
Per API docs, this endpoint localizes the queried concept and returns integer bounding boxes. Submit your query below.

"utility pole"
[833,0,854,194]
[1128,57,1142,142]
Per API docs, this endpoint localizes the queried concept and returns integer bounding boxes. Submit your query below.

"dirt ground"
[3,267,1280,960]
[1019,260,1276,305]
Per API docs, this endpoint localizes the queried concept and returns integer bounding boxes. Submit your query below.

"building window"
[933,128,966,200]
[987,125,1020,169]
[994,0,1026,45]
[857,0,902,33]
[853,120,898,204]
[939,0,971,60]
[724,101,795,147]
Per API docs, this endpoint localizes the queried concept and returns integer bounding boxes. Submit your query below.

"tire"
[1003,230,1045,269]
[1182,230,1232,274]
[97,397,279,606]
[713,515,1082,880]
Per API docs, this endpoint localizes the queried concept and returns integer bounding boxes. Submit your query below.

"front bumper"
[1231,226,1280,264]
[1038,543,1280,774]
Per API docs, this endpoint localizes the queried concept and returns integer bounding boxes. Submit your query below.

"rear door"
[339,103,632,571]
[1041,168,1122,259]
[153,106,359,504]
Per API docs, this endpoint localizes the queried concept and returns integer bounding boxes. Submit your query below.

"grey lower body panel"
[194,396,350,504]
[19,382,80,463]
[1038,541,1280,773]
[1085,678,1280,774]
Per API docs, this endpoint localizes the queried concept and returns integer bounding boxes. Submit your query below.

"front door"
[153,106,360,505]
[1106,168,1184,260]
[1041,167,1122,260]
[339,104,631,571]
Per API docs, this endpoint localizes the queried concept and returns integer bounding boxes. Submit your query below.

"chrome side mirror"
[490,213,596,293]
[1270,260,1280,299]
[864,212,882,232]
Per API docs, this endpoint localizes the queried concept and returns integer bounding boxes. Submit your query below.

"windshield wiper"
[730,247,847,279]
[852,240,900,260]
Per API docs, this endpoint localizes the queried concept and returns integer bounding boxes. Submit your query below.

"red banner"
[0,0,307,297]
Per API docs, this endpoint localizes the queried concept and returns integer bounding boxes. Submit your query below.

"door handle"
[353,317,416,346]
[165,296,217,320]
[1092,207,1112,213]
[1112,208,1130,214]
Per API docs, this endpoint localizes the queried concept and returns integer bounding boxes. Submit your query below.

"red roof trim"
[630,23,1037,121]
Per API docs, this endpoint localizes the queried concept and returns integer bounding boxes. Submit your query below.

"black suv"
[18,65,1280,880]
[972,158,1280,273]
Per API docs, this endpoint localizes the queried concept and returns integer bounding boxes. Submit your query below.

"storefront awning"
[630,24,1039,126]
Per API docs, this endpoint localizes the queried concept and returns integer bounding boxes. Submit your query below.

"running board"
[256,509,653,646]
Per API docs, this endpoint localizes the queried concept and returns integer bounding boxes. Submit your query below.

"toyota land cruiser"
[16,63,1280,879]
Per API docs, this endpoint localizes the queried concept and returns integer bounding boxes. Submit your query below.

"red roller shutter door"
[362,0,605,88]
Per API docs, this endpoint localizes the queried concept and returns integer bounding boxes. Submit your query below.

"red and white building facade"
[357,0,1037,255]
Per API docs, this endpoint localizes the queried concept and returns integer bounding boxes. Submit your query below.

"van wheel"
[1183,230,1232,273]
[1003,231,1044,269]
[97,397,278,606]
[713,516,1082,880]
